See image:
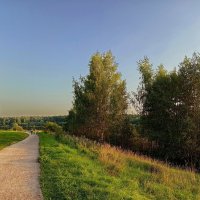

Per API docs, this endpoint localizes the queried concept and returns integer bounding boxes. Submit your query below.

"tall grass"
[39,132,200,200]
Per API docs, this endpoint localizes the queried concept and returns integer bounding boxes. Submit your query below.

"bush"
[12,123,24,131]
[45,122,64,139]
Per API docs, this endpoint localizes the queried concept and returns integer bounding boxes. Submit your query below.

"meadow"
[0,130,28,150]
[39,132,200,200]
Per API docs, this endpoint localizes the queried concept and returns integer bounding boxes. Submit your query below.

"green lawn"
[39,132,200,200]
[0,130,28,150]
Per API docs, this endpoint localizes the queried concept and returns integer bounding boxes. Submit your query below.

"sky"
[0,0,200,117]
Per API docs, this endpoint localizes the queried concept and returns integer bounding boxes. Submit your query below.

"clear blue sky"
[1,0,200,117]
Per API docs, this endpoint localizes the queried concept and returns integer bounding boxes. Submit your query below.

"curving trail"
[0,134,43,200]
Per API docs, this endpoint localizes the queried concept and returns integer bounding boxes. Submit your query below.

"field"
[0,131,28,150]
[39,133,200,200]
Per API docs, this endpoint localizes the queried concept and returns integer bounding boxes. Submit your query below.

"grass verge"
[39,132,200,200]
[0,130,28,150]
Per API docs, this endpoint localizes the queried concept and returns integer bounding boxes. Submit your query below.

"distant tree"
[16,118,21,125]
[2,118,6,129]
[12,123,24,131]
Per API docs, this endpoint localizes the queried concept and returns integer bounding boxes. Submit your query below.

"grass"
[0,130,28,150]
[39,132,200,200]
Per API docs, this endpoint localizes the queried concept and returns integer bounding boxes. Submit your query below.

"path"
[0,134,43,200]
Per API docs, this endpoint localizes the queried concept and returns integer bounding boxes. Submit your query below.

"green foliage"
[0,116,67,130]
[132,57,153,115]
[39,132,200,200]
[138,56,153,90]
[0,131,28,150]
[45,122,64,139]
[70,51,128,141]
[12,122,24,131]
[133,53,200,169]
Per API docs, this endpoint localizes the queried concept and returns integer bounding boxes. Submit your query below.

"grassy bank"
[39,132,200,200]
[0,130,28,150]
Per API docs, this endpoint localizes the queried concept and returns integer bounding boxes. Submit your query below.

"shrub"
[12,123,24,131]
[45,122,64,139]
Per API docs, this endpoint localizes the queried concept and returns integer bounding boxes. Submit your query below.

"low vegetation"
[39,132,200,200]
[0,130,28,150]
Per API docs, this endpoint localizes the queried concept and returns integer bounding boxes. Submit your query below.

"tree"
[178,53,200,168]
[45,122,63,139]
[12,123,24,131]
[71,51,128,142]
[2,118,6,129]
[133,53,200,169]
[131,57,153,115]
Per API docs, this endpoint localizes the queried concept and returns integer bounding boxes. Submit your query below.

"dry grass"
[98,143,200,197]
[40,133,200,200]
[70,134,200,193]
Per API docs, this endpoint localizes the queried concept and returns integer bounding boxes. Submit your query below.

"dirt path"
[0,134,43,200]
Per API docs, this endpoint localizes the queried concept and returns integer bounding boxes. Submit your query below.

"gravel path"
[0,134,43,200]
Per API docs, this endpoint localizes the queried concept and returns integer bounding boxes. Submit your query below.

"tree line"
[134,53,200,169]
[0,116,67,130]
[65,51,200,170]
